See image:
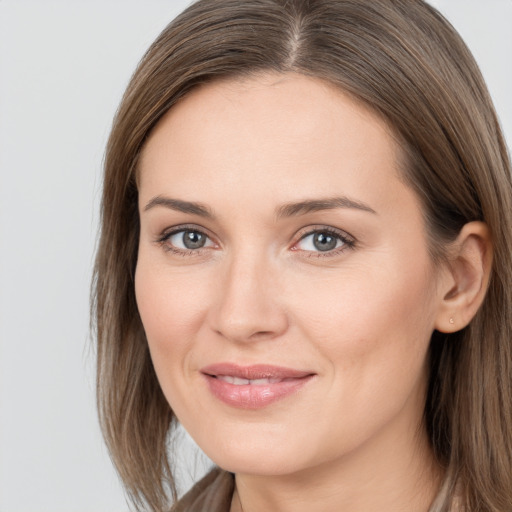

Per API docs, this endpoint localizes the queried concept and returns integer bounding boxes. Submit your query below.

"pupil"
[183,231,205,249]
[313,233,337,251]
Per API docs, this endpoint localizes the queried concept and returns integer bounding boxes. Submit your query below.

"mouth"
[215,375,290,385]
[200,363,315,409]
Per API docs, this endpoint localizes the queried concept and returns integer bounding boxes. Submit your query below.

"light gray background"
[0,1,511,511]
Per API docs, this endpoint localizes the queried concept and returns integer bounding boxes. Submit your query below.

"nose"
[208,252,289,343]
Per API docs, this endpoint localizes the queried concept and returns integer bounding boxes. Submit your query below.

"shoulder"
[171,467,235,512]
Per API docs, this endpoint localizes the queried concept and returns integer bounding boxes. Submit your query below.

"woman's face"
[135,73,448,477]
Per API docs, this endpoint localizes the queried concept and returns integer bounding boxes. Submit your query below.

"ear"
[435,221,493,333]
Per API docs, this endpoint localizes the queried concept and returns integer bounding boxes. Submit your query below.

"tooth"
[252,378,282,385]
[251,378,270,385]
[232,377,250,385]
[216,376,284,385]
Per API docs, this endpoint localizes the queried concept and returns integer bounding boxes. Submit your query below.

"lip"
[200,363,315,409]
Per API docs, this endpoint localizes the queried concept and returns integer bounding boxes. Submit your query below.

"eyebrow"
[275,196,377,218]
[144,196,215,218]
[143,195,376,219]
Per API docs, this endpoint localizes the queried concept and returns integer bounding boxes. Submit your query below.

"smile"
[200,363,315,409]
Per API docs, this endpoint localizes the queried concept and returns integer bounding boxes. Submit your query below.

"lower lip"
[203,374,314,409]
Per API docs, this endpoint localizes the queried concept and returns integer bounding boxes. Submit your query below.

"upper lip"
[200,363,314,380]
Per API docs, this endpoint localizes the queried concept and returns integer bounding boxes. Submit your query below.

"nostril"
[249,330,275,340]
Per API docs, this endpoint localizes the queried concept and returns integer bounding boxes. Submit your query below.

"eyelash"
[156,224,214,257]
[293,226,355,258]
[156,225,356,258]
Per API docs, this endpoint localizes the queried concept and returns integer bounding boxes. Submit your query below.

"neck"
[231,419,442,512]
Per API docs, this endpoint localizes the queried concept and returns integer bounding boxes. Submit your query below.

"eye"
[160,228,215,252]
[294,228,354,255]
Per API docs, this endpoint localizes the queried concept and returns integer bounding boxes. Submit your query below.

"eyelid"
[157,223,211,240]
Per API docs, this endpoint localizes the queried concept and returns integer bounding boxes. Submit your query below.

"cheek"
[134,258,211,366]
[289,256,437,387]
[134,257,218,423]
[283,263,437,457]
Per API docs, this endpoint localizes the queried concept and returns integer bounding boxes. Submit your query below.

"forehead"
[139,73,401,186]
[137,72,416,227]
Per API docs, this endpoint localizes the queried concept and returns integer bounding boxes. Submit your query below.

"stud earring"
[449,317,455,325]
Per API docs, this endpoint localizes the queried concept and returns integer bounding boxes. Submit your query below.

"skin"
[135,73,490,511]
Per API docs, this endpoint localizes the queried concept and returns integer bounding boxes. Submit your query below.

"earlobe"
[435,221,493,333]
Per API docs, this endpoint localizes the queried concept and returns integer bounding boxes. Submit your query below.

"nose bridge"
[210,245,288,342]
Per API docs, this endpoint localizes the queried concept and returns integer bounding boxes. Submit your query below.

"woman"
[92,1,512,511]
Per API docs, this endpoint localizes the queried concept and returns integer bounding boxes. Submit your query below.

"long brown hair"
[92,1,512,510]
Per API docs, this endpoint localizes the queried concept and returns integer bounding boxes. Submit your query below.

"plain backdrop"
[0,1,511,511]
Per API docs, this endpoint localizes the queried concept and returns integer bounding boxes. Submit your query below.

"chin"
[212,449,307,477]
[190,424,322,477]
